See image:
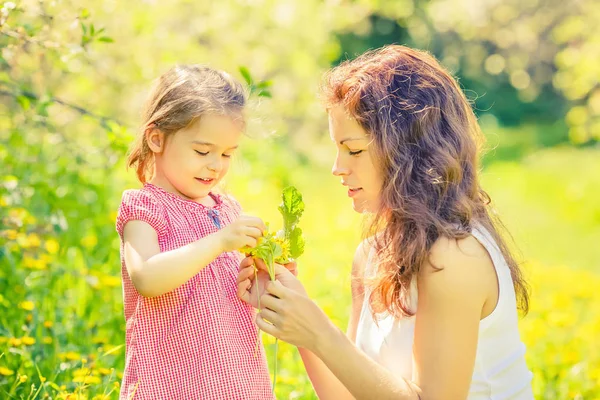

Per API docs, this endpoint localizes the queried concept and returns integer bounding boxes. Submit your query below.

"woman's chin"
[351,199,370,214]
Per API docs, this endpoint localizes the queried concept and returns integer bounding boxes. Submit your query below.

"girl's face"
[329,105,383,213]
[148,114,242,204]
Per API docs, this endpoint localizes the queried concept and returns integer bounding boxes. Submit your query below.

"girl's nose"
[207,157,222,172]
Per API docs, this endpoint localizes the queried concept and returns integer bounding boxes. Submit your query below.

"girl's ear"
[146,125,165,153]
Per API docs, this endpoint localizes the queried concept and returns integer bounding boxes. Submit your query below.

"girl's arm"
[123,215,265,297]
[257,235,493,400]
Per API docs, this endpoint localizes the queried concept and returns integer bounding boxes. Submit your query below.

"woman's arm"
[257,235,493,400]
[123,215,265,297]
[296,241,371,399]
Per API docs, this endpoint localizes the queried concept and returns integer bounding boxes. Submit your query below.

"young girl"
[115,65,274,399]
[238,45,534,399]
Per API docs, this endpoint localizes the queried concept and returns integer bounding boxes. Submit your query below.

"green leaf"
[239,66,254,86]
[16,95,30,110]
[80,8,91,19]
[278,186,304,236]
[289,227,305,259]
[97,37,114,43]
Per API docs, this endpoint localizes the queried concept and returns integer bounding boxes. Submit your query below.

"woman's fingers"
[239,256,254,270]
[265,280,287,299]
[255,313,278,337]
[237,266,255,283]
[259,308,281,326]
[253,257,269,273]
[283,260,298,276]
[260,290,284,311]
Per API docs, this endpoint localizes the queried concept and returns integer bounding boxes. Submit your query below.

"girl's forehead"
[179,114,243,145]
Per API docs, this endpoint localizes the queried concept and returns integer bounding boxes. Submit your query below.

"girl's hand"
[236,257,300,309]
[255,280,336,352]
[217,215,266,252]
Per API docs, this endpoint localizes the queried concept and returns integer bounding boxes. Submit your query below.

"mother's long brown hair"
[322,45,529,318]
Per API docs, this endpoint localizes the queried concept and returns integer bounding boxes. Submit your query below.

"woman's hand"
[256,279,339,353]
[236,256,301,309]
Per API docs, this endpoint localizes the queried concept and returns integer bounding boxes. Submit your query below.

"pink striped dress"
[115,183,273,400]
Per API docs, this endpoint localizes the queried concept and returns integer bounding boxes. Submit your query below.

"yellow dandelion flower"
[80,235,98,249]
[72,375,101,384]
[26,314,33,323]
[8,338,22,347]
[40,376,46,382]
[19,301,35,311]
[73,367,91,377]
[273,236,291,262]
[98,368,112,376]
[2,229,18,240]
[42,336,53,344]
[113,381,120,388]
[19,374,27,383]
[45,239,59,254]
[0,367,14,376]
[64,351,81,361]
[26,233,41,248]
[21,336,35,345]
[43,321,53,328]
[100,275,121,288]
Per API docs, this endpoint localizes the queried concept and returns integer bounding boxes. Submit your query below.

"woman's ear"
[146,126,165,153]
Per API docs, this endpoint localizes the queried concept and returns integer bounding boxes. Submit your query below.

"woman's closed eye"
[348,149,364,156]
[195,150,209,156]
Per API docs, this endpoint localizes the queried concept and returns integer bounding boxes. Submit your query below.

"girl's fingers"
[245,226,264,239]
[255,313,278,337]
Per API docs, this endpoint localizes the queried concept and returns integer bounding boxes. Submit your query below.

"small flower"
[45,239,60,254]
[0,367,14,376]
[21,336,35,345]
[19,301,35,311]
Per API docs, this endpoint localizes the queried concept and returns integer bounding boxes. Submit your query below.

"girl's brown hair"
[128,65,247,183]
[322,45,529,318]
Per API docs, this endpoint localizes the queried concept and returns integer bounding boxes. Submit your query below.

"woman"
[237,45,534,399]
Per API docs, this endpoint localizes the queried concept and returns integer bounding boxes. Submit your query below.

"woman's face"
[329,105,383,213]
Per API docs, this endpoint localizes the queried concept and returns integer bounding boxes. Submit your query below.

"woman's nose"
[332,155,349,176]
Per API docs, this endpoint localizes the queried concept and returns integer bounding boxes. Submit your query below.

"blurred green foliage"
[1,0,599,399]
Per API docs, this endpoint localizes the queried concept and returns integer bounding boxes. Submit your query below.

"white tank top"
[355,225,534,399]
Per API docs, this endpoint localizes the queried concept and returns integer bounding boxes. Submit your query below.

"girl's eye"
[195,150,208,156]
[222,154,232,158]
[349,149,364,156]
